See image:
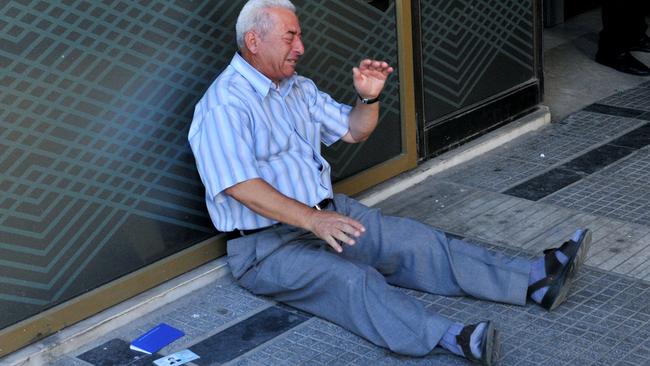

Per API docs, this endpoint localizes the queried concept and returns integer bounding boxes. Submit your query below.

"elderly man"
[188,1,591,365]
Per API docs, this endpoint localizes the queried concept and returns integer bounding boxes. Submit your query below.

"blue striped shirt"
[188,53,351,232]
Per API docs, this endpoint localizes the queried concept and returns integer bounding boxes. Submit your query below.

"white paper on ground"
[153,349,200,366]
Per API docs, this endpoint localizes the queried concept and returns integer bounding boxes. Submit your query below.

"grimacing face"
[251,7,304,83]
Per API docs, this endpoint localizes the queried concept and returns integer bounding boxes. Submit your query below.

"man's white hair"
[235,0,296,49]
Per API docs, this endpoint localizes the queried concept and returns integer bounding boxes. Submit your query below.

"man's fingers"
[332,230,355,246]
[358,59,390,72]
[325,237,343,253]
[346,216,366,232]
[332,215,364,235]
[332,219,365,247]
[352,67,362,80]
[372,60,384,69]
[338,220,364,237]
[310,211,366,252]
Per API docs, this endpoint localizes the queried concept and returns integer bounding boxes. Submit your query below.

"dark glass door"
[413,0,543,158]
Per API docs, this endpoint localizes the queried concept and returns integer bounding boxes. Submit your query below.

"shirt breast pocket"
[291,104,319,147]
[253,122,293,162]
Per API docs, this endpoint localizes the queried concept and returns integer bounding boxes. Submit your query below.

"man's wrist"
[357,93,380,104]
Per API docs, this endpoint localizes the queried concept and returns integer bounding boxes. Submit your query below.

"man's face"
[253,8,304,83]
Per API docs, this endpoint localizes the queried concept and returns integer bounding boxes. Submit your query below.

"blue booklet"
[130,323,184,354]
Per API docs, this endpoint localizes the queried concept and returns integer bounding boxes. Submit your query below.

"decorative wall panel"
[420,0,535,124]
[0,0,403,330]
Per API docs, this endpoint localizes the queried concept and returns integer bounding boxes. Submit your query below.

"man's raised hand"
[352,59,394,100]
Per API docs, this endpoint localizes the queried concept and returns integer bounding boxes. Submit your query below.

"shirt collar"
[230,52,296,98]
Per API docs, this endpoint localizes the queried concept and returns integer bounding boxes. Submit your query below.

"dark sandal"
[456,321,499,366]
[528,229,592,310]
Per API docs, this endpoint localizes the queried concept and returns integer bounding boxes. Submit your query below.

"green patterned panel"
[1,0,226,329]
[0,0,403,330]
[420,0,535,124]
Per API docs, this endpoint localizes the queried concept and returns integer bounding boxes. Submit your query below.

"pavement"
[6,80,649,366]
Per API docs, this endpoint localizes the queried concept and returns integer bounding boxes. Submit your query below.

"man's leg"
[597,0,650,75]
[600,0,648,52]
[333,194,591,311]
[333,194,531,305]
[234,237,453,357]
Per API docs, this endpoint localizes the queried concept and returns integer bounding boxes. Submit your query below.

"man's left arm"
[342,59,394,143]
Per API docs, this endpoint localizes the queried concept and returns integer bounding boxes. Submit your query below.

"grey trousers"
[226,194,531,356]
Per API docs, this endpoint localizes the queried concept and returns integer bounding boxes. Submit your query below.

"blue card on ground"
[130,323,184,354]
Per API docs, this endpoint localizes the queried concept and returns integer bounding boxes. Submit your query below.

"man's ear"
[244,31,258,53]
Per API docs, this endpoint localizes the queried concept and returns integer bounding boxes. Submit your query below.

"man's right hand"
[306,209,366,253]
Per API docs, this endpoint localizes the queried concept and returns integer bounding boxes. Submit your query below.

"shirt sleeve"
[301,78,352,146]
[188,103,261,201]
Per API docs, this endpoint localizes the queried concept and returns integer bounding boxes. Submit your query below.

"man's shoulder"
[198,67,254,110]
[292,74,317,89]
[212,67,255,98]
[290,75,323,100]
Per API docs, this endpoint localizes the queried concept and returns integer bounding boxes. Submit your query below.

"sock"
[528,231,581,303]
[439,323,464,356]
[469,322,487,359]
[439,322,485,359]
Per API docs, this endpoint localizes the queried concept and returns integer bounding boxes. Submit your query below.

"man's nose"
[294,37,304,55]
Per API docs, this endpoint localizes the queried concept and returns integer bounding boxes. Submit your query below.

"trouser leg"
[236,240,452,357]
[333,194,531,305]
[600,0,648,56]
